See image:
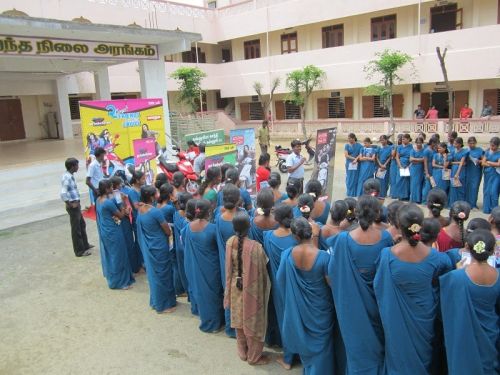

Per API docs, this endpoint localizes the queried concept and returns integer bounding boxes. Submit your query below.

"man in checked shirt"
[61,158,93,257]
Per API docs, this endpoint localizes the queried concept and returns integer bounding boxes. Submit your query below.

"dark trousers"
[66,204,90,257]
[259,144,268,156]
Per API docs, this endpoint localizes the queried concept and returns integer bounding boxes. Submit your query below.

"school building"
[0,0,499,146]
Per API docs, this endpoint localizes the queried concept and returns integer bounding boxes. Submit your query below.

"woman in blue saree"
[344,133,362,197]
[249,188,279,245]
[374,204,452,374]
[422,137,437,204]
[124,171,145,269]
[329,196,393,374]
[95,180,135,290]
[375,135,392,198]
[305,180,331,225]
[448,137,468,207]
[276,217,334,375]
[319,200,348,252]
[183,199,224,333]
[214,184,241,338]
[481,136,500,214]
[356,137,377,197]
[432,142,450,197]
[172,192,192,303]
[409,136,425,203]
[136,185,176,313]
[157,183,184,295]
[389,134,403,199]
[395,133,413,200]
[440,230,500,375]
[464,136,484,209]
[263,204,298,370]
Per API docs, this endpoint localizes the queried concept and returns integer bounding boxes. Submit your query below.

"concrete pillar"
[138,59,171,140]
[94,67,111,100]
[54,76,73,140]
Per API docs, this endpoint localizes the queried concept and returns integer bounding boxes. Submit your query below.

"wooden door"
[420,93,431,112]
[344,96,353,118]
[317,98,329,119]
[362,96,374,118]
[0,99,25,141]
[240,103,250,121]
[392,94,404,117]
[274,101,285,120]
[453,90,469,117]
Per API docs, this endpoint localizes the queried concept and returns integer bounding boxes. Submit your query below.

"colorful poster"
[311,127,338,197]
[205,144,237,172]
[79,98,165,181]
[185,130,225,148]
[229,128,256,192]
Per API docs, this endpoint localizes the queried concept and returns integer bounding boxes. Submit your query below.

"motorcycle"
[157,145,199,194]
[274,145,292,173]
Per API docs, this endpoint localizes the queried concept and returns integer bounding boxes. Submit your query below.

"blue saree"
[374,247,452,374]
[263,231,298,365]
[448,148,469,206]
[440,268,500,375]
[356,146,377,197]
[329,231,393,374]
[96,198,135,289]
[395,144,412,200]
[277,249,334,375]
[183,223,224,333]
[345,142,362,197]
[376,145,392,198]
[422,146,436,204]
[136,207,176,312]
[432,153,450,196]
[483,150,500,214]
[410,148,425,203]
[464,146,484,209]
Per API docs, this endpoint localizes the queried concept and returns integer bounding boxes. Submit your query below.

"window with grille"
[322,24,344,48]
[244,39,261,60]
[373,96,389,117]
[249,102,263,120]
[281,32,298,54]
[182,47,206,63]
[69,96,92,120]
[207,1,217,9]
[371,14,396,41]
[285,101,301,119]
[328,97,346,118]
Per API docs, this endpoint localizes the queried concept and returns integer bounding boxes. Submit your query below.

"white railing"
[242,118,500,141]
[87,0,215,18]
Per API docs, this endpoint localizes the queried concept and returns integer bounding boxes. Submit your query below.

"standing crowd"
[60,130,500,374]
[345,131,500,213]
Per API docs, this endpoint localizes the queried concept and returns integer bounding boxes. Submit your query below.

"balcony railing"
[235,118,500,142]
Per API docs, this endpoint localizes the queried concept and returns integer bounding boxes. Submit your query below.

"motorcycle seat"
[164,163,178,172]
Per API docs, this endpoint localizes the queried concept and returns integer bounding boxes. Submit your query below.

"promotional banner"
[205,144,237,171]
[184,130,225,148]
[229,128,256,192]
[311,127,338,197]
[79,98,165,183]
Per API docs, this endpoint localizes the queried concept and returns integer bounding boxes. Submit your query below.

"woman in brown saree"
[224,212,271,366]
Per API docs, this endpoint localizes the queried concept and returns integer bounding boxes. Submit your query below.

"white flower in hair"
[309,192,316,198]
[473,241,486,254]
[256,207,265,215]
[409,223,421,233]
[299,205,311,213]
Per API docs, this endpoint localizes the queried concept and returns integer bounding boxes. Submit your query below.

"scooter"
[274,145,292,173]
[157,145,199,194]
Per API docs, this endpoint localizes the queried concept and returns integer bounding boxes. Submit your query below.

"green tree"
[286,65,326,138]
[253,77,280,120]
[364,49,414,138]
[170,66,206,114]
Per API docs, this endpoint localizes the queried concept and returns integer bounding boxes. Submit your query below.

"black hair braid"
[236,233,244,291]
[458,218,465,247]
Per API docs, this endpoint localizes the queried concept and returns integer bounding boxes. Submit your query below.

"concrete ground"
[0,136,492,374]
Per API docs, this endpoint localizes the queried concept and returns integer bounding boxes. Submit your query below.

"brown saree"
[224,236,270,342]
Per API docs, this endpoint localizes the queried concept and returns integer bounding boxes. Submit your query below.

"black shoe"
[77,250,92,257]
[86,244,95,250]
